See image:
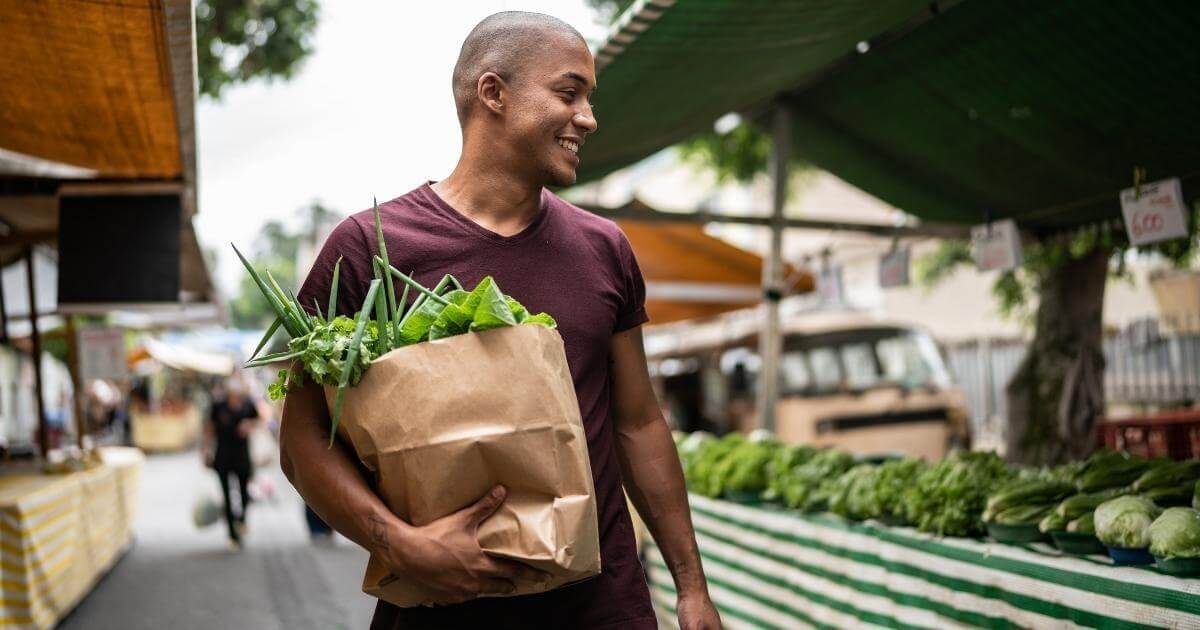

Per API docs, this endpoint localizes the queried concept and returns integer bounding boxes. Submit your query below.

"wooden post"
[65,316,87,449]
[25,248,48,456]
[756,103,790,432]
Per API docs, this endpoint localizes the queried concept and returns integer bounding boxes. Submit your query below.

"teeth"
[557,139,579,153]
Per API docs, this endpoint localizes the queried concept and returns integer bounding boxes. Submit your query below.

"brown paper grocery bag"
[324,323,601,607]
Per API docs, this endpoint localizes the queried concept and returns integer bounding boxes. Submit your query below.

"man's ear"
[477,72,506,116]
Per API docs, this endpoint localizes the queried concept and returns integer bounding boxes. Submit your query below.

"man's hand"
[377,484,548,605]
[236,419,253,438]
[678,592,722,630]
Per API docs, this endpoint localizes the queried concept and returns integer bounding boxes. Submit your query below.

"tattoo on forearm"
[368,514,388,550]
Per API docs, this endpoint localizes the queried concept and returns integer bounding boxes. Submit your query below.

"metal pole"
[756,102,790,433]
[25,248,48,457]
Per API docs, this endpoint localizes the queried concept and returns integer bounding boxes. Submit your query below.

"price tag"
[1120,177,1189,246]
[970,219,1023,271]
[878,247,910,288]
[817,265,843,303]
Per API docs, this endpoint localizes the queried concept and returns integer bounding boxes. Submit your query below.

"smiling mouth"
[556,138,579,154]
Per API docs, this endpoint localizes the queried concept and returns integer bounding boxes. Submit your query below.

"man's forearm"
[279,377,410,555]
[616,417,709,597]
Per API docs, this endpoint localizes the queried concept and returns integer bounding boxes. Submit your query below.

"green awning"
[580,0,1200,231]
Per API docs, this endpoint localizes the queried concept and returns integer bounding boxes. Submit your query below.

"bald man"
[284,12,720,630]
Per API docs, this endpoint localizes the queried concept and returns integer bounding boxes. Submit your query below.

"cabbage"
[1148,507,1200,559]
[1095,495,1160,549]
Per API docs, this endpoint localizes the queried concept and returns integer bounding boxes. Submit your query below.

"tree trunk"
[1004,247,1110,465]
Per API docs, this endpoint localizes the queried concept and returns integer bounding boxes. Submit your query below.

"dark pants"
[216,467,250,542]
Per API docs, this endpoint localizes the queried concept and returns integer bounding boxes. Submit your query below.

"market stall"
[0,447,143,629]
[648,494,1200,629]
[127,337,233,452]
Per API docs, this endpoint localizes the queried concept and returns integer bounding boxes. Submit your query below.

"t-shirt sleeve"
[613,230,649,333]
[296,217,372,319]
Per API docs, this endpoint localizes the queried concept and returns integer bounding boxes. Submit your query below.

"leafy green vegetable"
[901,451,1012,537]
[1195,479,1199,511]
[1132,459,1200,492]
[993,504,1054,525]
[1039,510,1068,533]
[983,479,1075,523]
[1074,452,1166,492]
[1067,511,1095,535]
[774,449,855,512]
[709,437,781,497]
[761,444,818,503]
[1095,495,1161,549]
[1149,507,1200,559]
[236,202,558,444]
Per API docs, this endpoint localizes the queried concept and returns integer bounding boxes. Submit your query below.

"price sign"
[1120,177,1189,246]
[878,247,910,288]
[970,219,1023,272]
[817,265,844,303]
[78,327,128,383]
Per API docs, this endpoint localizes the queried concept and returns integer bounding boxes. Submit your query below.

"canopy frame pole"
[757,102,790,433]
[65,316,86,449]
[25,247,48,457]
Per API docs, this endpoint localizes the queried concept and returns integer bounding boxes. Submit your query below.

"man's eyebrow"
[560,72,597,93]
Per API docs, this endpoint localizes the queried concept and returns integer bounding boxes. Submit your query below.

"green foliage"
[982,479,1075,523]
[228,203,340,330]
[583,0,637,24]
[196,0,320,99]
[901,451,1013,537]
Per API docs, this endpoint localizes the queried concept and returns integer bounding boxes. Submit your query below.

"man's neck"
[431,158,543,237]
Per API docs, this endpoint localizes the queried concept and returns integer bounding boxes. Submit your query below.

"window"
[808,347,841,393]
[841,342,880,389]
[780,351,811,393]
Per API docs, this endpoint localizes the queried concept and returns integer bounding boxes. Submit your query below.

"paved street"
[61,450,378,630]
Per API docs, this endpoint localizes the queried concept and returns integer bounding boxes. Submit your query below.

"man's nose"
[574,108,597,134]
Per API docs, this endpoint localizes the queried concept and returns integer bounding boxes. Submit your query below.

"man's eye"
[560,90,576,99]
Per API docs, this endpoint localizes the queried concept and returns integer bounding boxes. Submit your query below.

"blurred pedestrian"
[201,375,260,550]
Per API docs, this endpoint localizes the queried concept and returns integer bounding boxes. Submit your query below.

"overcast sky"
[194,1,610,295]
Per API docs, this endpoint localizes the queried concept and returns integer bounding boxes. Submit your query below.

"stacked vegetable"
[900,451,1012,537]
[236,200,556,441]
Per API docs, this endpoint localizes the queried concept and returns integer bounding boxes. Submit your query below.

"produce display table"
[646,494,1200,629]
[0,447,144,629]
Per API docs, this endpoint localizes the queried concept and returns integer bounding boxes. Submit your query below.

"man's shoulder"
[327,185,433,247]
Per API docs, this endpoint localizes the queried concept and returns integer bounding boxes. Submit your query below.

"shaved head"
[452,11,586,126]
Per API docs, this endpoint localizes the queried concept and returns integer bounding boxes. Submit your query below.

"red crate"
[1095,409,1200,461]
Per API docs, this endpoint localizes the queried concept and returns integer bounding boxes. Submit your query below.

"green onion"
[327,256,342,320]
[248,317,282,362]
[331,278,381,447]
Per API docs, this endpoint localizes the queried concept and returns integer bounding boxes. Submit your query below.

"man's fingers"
[463,484,507,527]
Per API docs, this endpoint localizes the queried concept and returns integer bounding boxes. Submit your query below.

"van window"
[841,342,880,389]
[808,347,841,392]
[780,351,811,393]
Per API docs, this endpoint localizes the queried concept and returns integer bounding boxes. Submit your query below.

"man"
[283,12,720,629]
[202,376,259,549]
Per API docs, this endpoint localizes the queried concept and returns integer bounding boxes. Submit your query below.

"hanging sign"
[817,265,844,303]
[1120,177,1189,246]
[970,219,1023,271]
[878,247,910,288]
[78,327,128,383]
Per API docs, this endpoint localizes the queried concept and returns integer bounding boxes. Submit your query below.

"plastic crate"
[1094,409,1200,460]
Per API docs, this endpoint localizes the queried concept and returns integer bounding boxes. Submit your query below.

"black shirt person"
[203,377,260,549]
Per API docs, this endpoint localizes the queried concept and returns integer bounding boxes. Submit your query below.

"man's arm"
[609,327,720,629]
[278,365,541,603]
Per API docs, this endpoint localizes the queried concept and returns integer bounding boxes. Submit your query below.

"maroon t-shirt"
[296,183,656,629]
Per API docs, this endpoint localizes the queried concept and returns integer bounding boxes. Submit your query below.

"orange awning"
[619,219,813,325]
[0,0,186,179]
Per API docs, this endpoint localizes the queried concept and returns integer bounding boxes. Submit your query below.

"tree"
[229,202,340,329]
[195,0,320,99]
[916,218,1198,464]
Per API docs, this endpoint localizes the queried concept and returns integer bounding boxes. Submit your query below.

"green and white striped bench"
[645,494,1200,629]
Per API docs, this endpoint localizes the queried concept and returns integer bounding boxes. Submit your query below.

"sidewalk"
[60,450,377,630]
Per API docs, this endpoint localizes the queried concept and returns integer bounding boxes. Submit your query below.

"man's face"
[504,33,598,187]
